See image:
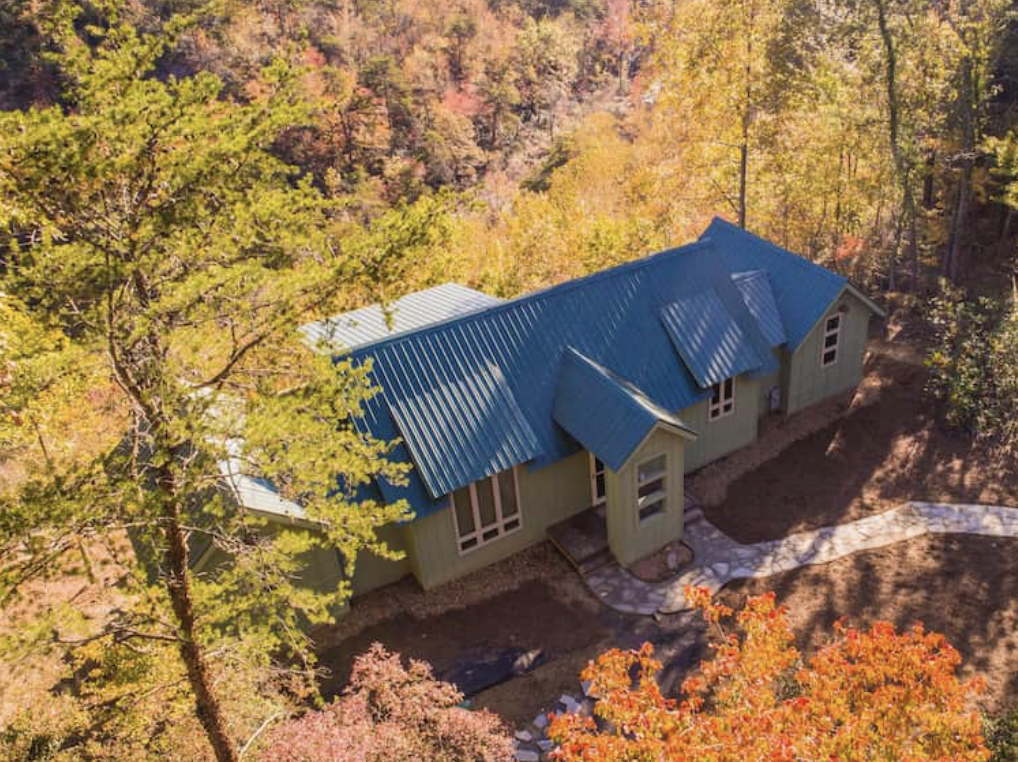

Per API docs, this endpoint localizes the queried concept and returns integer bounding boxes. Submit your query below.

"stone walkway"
[585,502,1018,616]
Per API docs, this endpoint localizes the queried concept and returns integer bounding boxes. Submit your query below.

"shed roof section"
[660,289,765,388]
[346,237,781,519]
[552,348,697,472]
[299,283,502,352]
[731,269,787,348]
[702,218,847,349]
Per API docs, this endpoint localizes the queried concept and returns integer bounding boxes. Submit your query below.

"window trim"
[450,467,523,555]
[636,453,667,524]
[708,376,736,421]
[820,312,842,368]
[589,453,607,507]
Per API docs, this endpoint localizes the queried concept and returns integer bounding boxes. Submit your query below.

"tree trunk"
[945,55,976,283]
[738,139,748,229]
[164,485,240,762]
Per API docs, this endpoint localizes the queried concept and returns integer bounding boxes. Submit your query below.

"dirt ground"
[314,543,702,725]
[706,340,1018,543]
[718,533,1018,714]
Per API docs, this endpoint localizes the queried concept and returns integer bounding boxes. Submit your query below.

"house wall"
[605,428,686,566]
[349,522,413,597]
[192,520,345,598]
[402,448,593,590]
[785,289,872,414]
[755,348,785,416]
[679,374,760,473]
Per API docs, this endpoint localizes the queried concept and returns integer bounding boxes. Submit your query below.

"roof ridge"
[344,239,715,357]
[706,217,845,283]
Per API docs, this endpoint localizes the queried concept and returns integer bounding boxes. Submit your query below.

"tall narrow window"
[821,313,841,367]
[590,454,606,506]
[451,467,523,554]
[708,377,735,420]
[636,454,667,522]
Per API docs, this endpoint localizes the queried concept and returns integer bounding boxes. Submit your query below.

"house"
[213,217,884,599]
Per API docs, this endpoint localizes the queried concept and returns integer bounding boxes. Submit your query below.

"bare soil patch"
[718,533,1018,714]
[705,340,1018,543]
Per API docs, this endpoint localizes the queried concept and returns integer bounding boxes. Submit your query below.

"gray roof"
[299,283,502,352]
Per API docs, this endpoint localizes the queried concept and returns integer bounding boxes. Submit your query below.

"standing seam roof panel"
[660,290,764,388]
[731,269,788,347]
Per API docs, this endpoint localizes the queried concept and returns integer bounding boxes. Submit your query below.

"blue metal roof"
[374,349,542,499]
[552,348,697,472]
[335,227,869,521]
[299,283,502,351]
[701,218,847,349]
[660,289,765,388]
[731,269,787,348]
[344,238,786,519]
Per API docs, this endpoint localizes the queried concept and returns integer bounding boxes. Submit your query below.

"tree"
[551,588,989,762]
[256,644,513,762]
[0,5,416,760]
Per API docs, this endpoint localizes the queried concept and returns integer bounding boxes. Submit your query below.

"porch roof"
[552,348,697,472]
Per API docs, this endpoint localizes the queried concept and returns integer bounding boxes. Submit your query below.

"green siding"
[350,522,413,597]
[404,449,593,589]
[680,374,760,472]
[785,289,872,414]
[605,427,686,566]
[755,349,784,417]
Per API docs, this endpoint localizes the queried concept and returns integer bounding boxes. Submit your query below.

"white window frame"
[636,454,667,524]
[708,377,736,421]
[589,453,607,507]
[820,312,842,368]
[450,467,523,555]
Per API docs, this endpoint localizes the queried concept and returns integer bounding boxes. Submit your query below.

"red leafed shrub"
[551,587,989,762]
[258,644,514,762]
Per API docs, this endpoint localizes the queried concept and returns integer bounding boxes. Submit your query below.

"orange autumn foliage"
[550,588,988,762]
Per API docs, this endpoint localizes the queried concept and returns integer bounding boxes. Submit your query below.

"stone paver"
[580,501,1018,615]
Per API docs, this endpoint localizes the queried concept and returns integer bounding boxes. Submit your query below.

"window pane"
[823,349,837,364]
[595,472,606,499]
[638,478,664,499]
[723,377,733,399]
[710,383,721,404]
[453,488,474,537]
[824,333,838,349]
[638,455,666,484]
[594,457,605,475]
[476,477,497,527]
[497,470,519,517]
[639,499,664,521]
[826,315,840,332]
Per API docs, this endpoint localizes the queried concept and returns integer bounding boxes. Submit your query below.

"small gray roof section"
[300,283,502,352]
[731,269,787,347]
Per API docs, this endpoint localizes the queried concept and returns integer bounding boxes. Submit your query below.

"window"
[636,454,667,522]
[708,377,735,420]
[451,467,522,554]
[821,313,841,367]
[590,454,607,506]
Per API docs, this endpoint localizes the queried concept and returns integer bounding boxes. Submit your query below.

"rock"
[516,750,539,762]
[559,694,580,714]
[537,740,554,752]
[515,730,533,742]
[666,550,679,569]
[533,713,548,729]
